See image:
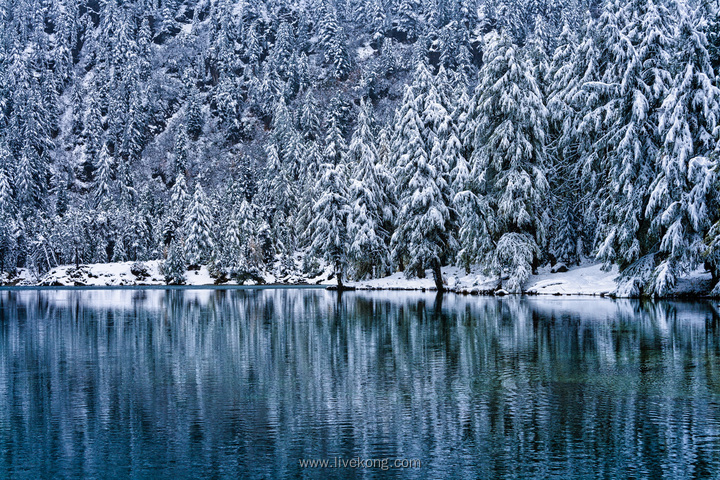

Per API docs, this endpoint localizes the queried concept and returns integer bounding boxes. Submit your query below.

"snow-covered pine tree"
[369,0,387,37]
[0,216,17,274]
[391,78,456,291]
[307,161,350,288]
[294,141,323,249]
[390,85,422,174]
[94,143,113,205]
[546,23,582,266]
[594,0,674,292]
[467,31,549,292]
[0,149,16,273]
[79,93,103,187]
[389,85,421,272]
[375,127,398,244]
[221,209,245,278]
[267,21,295,83]
[645,14,720,296]
[186,88,204,141]
[454,170,495,273]
[174,127,190,176]
[299,90,322,142]
[162,239,186,285]
[319,3,352,79]
[0,143,15,218]
[184,182,215,268]
[347,100,390,279]
[550,7,629,261]
[525,15,551,94]
[394,0,421,41]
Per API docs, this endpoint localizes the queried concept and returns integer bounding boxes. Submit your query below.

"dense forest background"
[1,0,720,294]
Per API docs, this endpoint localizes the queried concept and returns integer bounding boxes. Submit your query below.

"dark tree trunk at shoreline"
[432,258,443,292]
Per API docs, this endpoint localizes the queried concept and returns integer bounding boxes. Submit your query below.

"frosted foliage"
[184,183,215,267]
[391,64,457,282]
[161,240,186,285]
[0,166,13,217]
[347,101,390,279]
[308,162,350,284]
[465,30,548,284]
[643,16,720,295]
[1,0,719,296]
[494,233,537,293]
[94,144,113,204]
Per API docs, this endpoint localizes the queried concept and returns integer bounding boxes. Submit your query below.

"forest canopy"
[1,0,720,295]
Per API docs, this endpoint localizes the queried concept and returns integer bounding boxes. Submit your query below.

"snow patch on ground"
[38,261,165,286]
[0,260,714,298]
[526,263,618,296]
[2,256,337,288]
[0,268,36,286]
[350,266,498,292]
[349,264,615,295]
[350,262,713,297]
[16,261,222,287]
[356,45,375,62]
[672,268,714,297]
[353,271,438,290]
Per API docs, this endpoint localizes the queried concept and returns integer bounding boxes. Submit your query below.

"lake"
[0,288,719,479]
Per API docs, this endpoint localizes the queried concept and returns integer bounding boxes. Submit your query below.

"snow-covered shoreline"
[0,261,715,298]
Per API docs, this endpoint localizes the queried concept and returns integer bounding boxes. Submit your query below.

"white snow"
[29,261,220,287]
[356,45,375,62]
[0,268,36,286]
[348,264,615,295]
[525,263,619,296]
[0,260,713,298]
[351,262,712,297]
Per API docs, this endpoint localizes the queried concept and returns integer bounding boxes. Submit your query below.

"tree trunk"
[336,266,344,290]
[431,258,444,292]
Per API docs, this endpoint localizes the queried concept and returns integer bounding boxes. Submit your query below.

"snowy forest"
[2,0,720,295]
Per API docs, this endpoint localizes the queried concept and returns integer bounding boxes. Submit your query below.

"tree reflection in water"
[0,288,719,479]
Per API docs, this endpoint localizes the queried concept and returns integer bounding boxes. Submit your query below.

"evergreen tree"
[94,143,114,205]
[466,31,549,292]
[391,71,457,291]
[221,208,245,277]
[546,23,582,265]
[594,0,674,283]
[0,149,16,273]
[186,89,204,141]
[319,4,352,79]
[174,128,189,176]
[162,239,186,284]
[307,161,350,288]
[645,15,720,295]
[0,143,15,218]
[299,90,322,142]
[184,182,215,267]
[347,100,390,279]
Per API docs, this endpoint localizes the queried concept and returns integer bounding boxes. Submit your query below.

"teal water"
[0,288,719,479]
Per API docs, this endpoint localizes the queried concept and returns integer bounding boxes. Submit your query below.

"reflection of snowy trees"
[0,290,719,477]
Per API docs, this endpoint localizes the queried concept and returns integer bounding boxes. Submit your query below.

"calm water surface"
[0,288,719,479]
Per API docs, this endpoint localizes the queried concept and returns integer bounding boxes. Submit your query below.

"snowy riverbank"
[0,260,715,298]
